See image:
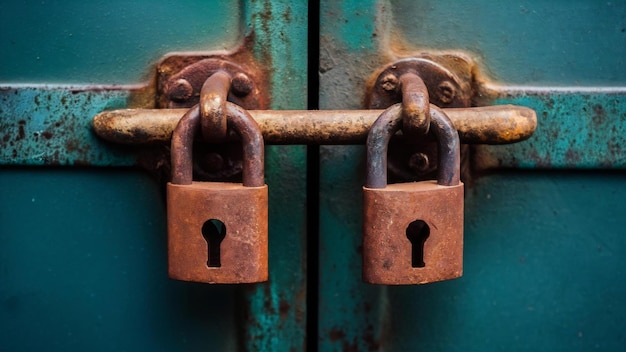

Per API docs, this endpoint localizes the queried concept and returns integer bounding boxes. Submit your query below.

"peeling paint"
[474,89,626,169]
[0,87,135,166]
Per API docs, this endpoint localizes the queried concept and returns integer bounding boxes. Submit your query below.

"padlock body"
[363,180,464,285]
[167,181,268,283]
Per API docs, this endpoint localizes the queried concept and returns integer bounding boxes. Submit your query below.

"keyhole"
[202,219,226,267]
[406,220,430,268]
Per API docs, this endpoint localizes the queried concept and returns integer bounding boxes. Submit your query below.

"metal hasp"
[94,54,535,146]
[363,104,463,285]
[167,102,268,284]
[366,56,473,180]
[91,54,536,187]
[159,57,267,111]
[93,106,536,145]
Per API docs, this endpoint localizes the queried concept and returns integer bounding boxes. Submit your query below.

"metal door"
[2,1,626,351]
[1,1,308,350]
[316,1,626,351]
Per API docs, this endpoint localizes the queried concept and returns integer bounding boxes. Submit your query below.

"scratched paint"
[475,89,626,169]
[1,1,309,351]
[242,1,309,351]
[0,86,135,166]
[319,0,626,351]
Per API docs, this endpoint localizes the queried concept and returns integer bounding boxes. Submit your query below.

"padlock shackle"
[365,103,460,188]
[171,103,265,187]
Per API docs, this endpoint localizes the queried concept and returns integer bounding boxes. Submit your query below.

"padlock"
[167,103,268,283]
[362,104,463,284]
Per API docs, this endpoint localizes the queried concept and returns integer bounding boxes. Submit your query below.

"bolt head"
[167,79,193,102]
[380,74,399,92]
[231,73,253,97]
[408,153,430,173]
[437,81,457,104]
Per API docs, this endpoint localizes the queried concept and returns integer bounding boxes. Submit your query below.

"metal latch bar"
[93,105,535,145]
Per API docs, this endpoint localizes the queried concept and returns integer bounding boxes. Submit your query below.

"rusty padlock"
[362,104,463,285]
[167,103,268,283]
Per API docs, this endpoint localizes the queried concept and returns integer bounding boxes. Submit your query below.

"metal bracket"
[149,52,270,182]
[92,54,536,184]
[157,55,269,110]
[365,56,474,182]
[367,56,473,109]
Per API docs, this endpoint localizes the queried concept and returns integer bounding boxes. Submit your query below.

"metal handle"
[93,104,535,145]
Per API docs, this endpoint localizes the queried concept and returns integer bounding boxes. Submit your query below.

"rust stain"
[592,104,606,125]
[279,299,290,319]
[17,120,25,140]
[342,340,358,352]
[329,328,346,342]
[363,325,380,351]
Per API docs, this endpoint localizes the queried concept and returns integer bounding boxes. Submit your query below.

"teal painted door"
[317,1,626,351]
[1,1,308,351]
[2,1,626,351]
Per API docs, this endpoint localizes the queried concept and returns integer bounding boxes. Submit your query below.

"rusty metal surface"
[158,57,269,111]
[400,73,431,136]
[363,102,463,285]
[362,181,464,285]
[168,100,267,284]
[367,57,472,110]
[199,70,232,141]
[167,181,268,284]
[170,103,264,187]
[366,57,474,183]
[365,104,460,188]
[93,105,536,145]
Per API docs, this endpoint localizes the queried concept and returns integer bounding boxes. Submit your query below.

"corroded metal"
[159,57,268,111]
[367,58,472,110]
[167,101,267,284]
[363,105,463,285]
[366,104,460,188]
[199,70,232,141]
[167,182,268,283]
[170,102,264,187]
[93,105,536,145]
[399,73,431,136]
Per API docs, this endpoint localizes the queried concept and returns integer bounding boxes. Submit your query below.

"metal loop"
[429,106,460,186]
[225,102,265,187]
[171,102,265,187]
[200,70,232,141]
[400,72,430,136]
[365,103,460,188]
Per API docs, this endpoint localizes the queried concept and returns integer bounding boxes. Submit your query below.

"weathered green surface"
[0,170,240,351]
[385,172,626,351]
[1,1,309,351]
[474,88,626,169]
[0,87,135,166]
[319,0,626,351]
[242,1,309,351]
[318,2,386,350]
[391,0,626,85]
[476,89,626,169]
[0,0,241,84]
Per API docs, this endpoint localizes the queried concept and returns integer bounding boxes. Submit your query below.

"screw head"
[380,74,399,92]
[167,79,193,102]
[408,152,430,173]
[231,73,253,97]
[437,81,457,104]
